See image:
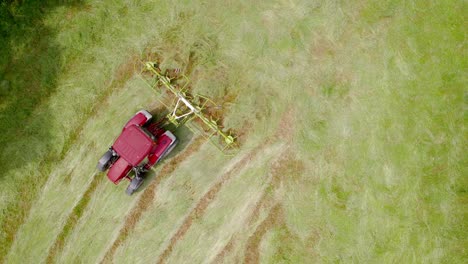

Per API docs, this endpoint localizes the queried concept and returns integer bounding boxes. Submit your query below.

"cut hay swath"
[139,61,238,155]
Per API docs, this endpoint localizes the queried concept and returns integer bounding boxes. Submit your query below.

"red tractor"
[96,110,178,195]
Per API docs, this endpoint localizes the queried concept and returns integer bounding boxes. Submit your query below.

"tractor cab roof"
[112,124,155,166]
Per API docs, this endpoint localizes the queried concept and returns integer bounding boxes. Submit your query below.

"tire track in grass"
[210,149,298,263]
[209,174,277,263]
[161,113,293,264]
[156,141,272,264]
[243,204,284,264]
[45,55,141,264]
[167,109,296,263]
[210,234,238,264]
[239,109,300,263]
[209,192,272,264]
[45,172,105,263]
[243,151,304,264]
[100,137,206,264]
[210,189,275,264]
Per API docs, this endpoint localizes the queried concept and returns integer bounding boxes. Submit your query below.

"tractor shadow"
[134,122,195,194]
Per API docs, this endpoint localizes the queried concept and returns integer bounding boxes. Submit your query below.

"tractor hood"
[107,157,132,184]
[112,124,155,166]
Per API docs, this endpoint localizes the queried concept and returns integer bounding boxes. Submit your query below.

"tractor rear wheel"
[161,139,179,160]
[126,176,144,196]
[97,150,114,172]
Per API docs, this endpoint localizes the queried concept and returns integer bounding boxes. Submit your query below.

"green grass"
[0,0,465,263]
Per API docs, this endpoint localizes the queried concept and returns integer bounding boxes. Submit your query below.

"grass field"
[0,0,466,263]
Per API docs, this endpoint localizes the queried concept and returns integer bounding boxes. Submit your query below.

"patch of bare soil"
[156,142,269,264]
[100,137,205,264]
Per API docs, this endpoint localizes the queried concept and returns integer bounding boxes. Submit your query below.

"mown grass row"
[1,0,465,262]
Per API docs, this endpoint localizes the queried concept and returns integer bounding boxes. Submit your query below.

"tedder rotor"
[139,61,237,154]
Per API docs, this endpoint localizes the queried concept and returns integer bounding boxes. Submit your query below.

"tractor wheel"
[126,176,144,196]
[161,139,179,160]
[97,150,113,172]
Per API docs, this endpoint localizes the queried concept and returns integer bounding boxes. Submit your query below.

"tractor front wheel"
[126,176,144,196]
[161,139,179,160]
[97,150,114,172]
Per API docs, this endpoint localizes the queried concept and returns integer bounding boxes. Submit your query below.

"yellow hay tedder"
[139,61,237,154]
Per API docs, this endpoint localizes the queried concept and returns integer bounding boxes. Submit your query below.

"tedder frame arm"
[141,61,237,154]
